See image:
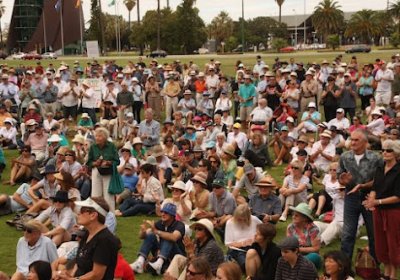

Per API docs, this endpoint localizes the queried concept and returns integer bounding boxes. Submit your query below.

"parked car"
[280,46,296,53]
[11,52,26,60]
[345,45,371,53]
[42,52,57,59]
[23,53,42,60]
[147,50,167,58]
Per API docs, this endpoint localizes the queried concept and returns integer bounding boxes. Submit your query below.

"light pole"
[241,0,245,54]
[303,0,306,46]
[293,9,297,48]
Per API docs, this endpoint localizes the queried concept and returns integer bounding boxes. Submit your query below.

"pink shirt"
[26,133,49,151]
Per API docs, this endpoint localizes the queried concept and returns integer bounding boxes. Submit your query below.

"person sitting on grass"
[321,251,355,280]
[245,223,281,280]
[275,236,318,280]
[77,113,93,128]
[309,162,340,218]
[11,220,58,280]
[163,219,224,279]
[7,145,35,186]
[279,160,309,222]
[34,190,76,246]
[286,203,322,269]
[130,203,186,276]
[115,163,139,205]
[27,165,59,214]
[269,126,294,166]
[0,174,42,216]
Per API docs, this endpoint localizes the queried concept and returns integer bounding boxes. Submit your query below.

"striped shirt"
[275,254,318,280]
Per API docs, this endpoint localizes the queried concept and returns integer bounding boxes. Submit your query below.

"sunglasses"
[292,166,300,170]
[187,269,203,276]
[213,186,223,189]
[382,149,394,153]
[194,227,205,231]
[80,207,95,214]
[65,154,74,156]
[330,169,337,171]
[22,149,30,152]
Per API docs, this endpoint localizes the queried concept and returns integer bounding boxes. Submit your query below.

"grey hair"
[382,139,400,158]
[351,128,368,142]
[95,127,110,139]
[216,132,226,140]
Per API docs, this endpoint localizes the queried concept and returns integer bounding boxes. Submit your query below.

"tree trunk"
[157,0,160,50]
[98,0,106,55]
[0,19,3,50]
[279,5,282,23]
[137,0,143,55]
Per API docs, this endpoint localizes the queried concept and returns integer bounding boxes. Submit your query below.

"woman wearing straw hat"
[189,172,210,220]
[220,144,237,190]
[286,202,322,269]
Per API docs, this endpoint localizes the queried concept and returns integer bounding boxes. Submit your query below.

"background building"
[7,0,84,54]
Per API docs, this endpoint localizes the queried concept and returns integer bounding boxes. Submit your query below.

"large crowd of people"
[0,54,399,280]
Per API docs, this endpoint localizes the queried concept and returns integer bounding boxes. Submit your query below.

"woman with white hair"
[363,139,400,280]
[224,204,262,272]
[87,127,119,211]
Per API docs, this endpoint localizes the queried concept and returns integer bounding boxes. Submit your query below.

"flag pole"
[60,0,65,55]
[114,0,118,53]
[79,1,83,54]
[42,6,47,52]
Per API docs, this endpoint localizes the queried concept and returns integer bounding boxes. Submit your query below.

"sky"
[0,0,386,28]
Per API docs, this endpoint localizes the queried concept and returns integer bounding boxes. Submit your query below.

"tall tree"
[0,0,5,49]
[276,0,285,23]
[311,0,344,42]
[389,0,400,33]
[345,10,386,44]
[124,0,135,28]
[209,11,234,47]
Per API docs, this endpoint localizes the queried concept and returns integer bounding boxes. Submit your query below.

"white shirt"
[102,88,118,105]
[224,215,262,245]
[205,75,220,92]
[250,106,273,123]
[0,126,17,144]
[367,118,385,136]
[253,62,265,74]
[59,84,79,107]
[227,131,248,151]
[215,97,232,112]
[375,69,394,92]
[43,119,58,131]
[81,87,96,108]
[328,117,350,130]
[311,141,336,172]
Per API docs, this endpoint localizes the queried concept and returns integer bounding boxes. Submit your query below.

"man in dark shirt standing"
[130,203,186,276]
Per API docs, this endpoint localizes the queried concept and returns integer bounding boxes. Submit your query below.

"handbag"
[108,162,124,194]
[97,166,113,175]
[355,247,381,280]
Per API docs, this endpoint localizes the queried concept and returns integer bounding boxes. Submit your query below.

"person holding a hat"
[375,60,394,106]
[286,203,322,269]
[249,176,282,224]
[299,70,318,113]
[34,190,75,246]
[310,130,336,173]
[131,203,186,275]
[59,77,79,126]
[12,220,58,280]
[164,218,224,278]
[275,236,318,280]
[0,117,17,149]
[52,197,119,280]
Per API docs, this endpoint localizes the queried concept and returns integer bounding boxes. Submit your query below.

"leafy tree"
[345,10,386,44]
[86,0,106,52]
[275,0,285,23]
[209,11,234,47]
[390,32,400,47]
[312,0,344,42]
[246,17,288,46]
[271,37,287,52]
[175,0,207,54]
[123,0,135,28]
[326,34,340,49]
[389,0,400,33]
[103,14,130,50]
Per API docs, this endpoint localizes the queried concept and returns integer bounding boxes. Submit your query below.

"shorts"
[119,189,132,201]
[375,91,391,106]
[240,106,252,122]
[63,105,78,119]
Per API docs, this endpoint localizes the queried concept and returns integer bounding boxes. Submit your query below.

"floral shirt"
[287,223,320,247]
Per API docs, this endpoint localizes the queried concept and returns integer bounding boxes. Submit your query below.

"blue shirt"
[239,83,256,107]
[122,174,139,192]
[301,111,321,130]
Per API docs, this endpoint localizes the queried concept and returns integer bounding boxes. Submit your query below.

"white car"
[42,52,58,59]
[11,52,26,60]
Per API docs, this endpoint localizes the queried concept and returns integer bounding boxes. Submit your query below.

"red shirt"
[114,253,135,280]
[23,112,42,123]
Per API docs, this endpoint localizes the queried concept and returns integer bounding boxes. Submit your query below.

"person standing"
[87,128,120,211]
[145,75,162,121]
[338,129,383,261]
[363,140,400,280]
[338,73,357,122]
[375,61,394,106]
[299,71,318,113]
[238,75,256,128]
[80,81,97,124]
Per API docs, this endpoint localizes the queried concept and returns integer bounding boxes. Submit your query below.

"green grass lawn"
[0,51,389,278]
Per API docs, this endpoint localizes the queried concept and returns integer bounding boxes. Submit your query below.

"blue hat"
[161,203,177,217]
[280,126,289,131]
[43,164,57,175]
[205,141,216,149]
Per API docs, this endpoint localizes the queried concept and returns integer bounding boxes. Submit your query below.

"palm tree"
[345,10,386,44]
[210,11,234,46]
[123,0,135,28]
[0,0,5,49]
[276,0,285,23]
[389,0,400,33]
[312,0,344,42]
